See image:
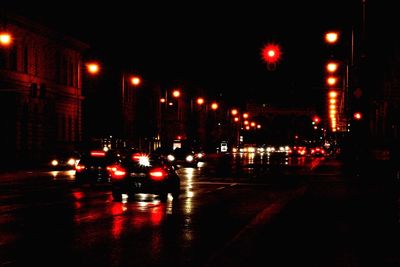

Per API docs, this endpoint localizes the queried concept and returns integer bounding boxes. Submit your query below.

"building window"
[69,62,74,86]
[69,117,74,142]
[23,46,29,73]
[10,45,18,71]
[34,47,39,76]
[62,57,68,85]
[40,83,46,98]
[0,50,6,69]
[30,83,38,98]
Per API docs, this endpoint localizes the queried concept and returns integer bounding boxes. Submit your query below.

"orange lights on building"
[211,102,218,110]
[231,109,238,116]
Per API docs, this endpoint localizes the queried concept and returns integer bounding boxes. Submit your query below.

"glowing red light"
[261,43,282,64]
[149,168,167,181]
[90,151,106,157]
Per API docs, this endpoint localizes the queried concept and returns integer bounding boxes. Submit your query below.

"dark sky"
[4,1,369,109]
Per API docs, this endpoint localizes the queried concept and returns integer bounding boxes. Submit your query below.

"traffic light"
[313,116,321,124]
[261,43,282,70]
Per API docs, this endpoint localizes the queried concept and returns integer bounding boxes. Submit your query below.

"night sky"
[4,1,389,111]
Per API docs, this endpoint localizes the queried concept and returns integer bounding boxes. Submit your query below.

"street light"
[0,32,12,46]
[86,62,100,75]
[325,31,339,44]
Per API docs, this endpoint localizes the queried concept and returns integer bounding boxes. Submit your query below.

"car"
[153,147,199,168]
[49,150,81,170]
[75,149,121,185]
[310,146,326,157]
[168,147,199,167]
[108,152,181,202]
[289,146,308,157]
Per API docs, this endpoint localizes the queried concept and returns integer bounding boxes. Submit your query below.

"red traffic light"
[261,43,282,64]
[313,116,321,123]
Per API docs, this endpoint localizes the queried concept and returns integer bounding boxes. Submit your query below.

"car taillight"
[149,167,167,181]
[75,164,85,172]
[107,165,126,180]
[90,150,106,157]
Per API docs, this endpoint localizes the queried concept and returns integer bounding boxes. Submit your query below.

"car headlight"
[167,154,175,161]
[67,158,76,166]
[185,155,194,162]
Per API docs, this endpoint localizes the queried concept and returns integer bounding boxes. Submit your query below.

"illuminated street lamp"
[0,32,12,46]
[326,76,338,87]
[325,31,339,44]
[196,97,204,105]
[326,61,339,73]
[211,102,218,110]
[130,76,141,86]
[172,89,181,98]
[86,62,100,75]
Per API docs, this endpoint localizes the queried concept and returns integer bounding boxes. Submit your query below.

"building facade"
[0,12,88,166]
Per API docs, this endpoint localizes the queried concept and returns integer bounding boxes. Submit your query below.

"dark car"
[49,151,81,170]
[75,149,121,185]
[167,147,199,167]
[108,152,180,202]
[310,146,326,157]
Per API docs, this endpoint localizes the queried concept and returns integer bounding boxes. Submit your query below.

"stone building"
[0,11,88,166]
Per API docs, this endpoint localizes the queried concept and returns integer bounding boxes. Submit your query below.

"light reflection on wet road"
[0,154,321,267]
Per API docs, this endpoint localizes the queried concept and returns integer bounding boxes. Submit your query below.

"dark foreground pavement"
[206,157,400,267]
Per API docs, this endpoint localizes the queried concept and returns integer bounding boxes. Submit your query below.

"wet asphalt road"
[1,154,399,267]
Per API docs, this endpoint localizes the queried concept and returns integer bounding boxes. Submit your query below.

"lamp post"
[0,31,12,47]
[324,30,355,134]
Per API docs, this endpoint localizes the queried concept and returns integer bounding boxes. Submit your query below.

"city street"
[1,154,399,267]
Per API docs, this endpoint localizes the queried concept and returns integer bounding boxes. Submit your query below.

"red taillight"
[108,165,126,180]
[149,167,167,181]
[90,150,106,157]
[75,164,85,172]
